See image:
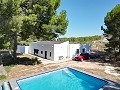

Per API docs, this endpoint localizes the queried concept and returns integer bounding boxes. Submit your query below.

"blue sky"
[57,0,120,37]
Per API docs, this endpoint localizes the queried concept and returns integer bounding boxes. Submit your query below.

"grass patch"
[0,75,6,80]
[4,65,14,73]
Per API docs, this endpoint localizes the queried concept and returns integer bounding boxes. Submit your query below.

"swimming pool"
[17,67,107,90]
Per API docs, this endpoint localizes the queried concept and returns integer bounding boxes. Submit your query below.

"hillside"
[60,35,101,44]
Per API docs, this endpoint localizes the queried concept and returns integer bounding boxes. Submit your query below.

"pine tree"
[0,0,68,61]
[102,4,120,62]
[20,0,68,40]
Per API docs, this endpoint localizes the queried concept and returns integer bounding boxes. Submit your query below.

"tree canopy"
[0,0,25,49]
[0,0,68,61]
[20,0,68,40]
[102,4,120,62]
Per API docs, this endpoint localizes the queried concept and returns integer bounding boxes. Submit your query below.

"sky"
[57,0,120,37]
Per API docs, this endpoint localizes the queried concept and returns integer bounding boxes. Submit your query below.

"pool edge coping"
[8,66,120,90]
[9,67,68,90]
[67,67,120,90]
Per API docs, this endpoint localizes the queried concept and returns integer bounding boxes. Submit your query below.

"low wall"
[17,45,29,54]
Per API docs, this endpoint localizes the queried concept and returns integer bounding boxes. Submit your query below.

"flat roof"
[32,41,66,45]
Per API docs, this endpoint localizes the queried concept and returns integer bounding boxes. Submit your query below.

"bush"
[0,75,6,80]
[17,57,41,65]
[2,54,14,66]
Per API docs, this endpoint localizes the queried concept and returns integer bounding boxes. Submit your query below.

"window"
[34,49,39,55]
[41,51,43,54]
[82,48,85,53]
[50,52,51,57]
[76,49,79,54]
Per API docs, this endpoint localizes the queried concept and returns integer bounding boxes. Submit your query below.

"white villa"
[17,41,90,61]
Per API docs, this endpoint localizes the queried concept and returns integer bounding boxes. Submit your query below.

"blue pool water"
[17,67,107,90]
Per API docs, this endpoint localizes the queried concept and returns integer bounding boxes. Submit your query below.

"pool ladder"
[0,82,11,90]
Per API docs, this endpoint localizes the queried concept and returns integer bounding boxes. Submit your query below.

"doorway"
[45,51,47,59]
[82,48,86,53]
[34,49,39,55]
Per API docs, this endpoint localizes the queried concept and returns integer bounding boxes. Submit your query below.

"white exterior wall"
[25,46,29,54]
[17,45,29,54]
[38,44,54,60]
[28,41,90,61]
[79,44,91,53]
[54,41,69,61]
[69,44,91,59]
[29,43,39,54]
[29,43,54,60]
[69,44,80,59]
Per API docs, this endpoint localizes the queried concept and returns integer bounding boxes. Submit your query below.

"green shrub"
[0,75,6,80]
[17,57,41,65]
[2,54,14,66]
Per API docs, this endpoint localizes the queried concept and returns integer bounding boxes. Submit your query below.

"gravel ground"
[0,55,120,83]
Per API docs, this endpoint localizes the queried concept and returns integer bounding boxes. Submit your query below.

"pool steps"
[1,82,10,90]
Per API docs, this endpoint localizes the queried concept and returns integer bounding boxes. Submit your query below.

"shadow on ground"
[90,50,120,67]
[2,57,41,66]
